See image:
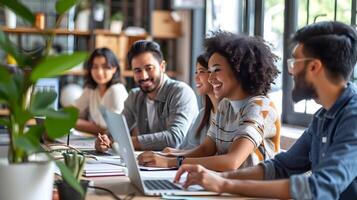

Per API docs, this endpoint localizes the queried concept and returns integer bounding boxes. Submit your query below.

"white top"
[74,83,128,128]
[146,97,156,130]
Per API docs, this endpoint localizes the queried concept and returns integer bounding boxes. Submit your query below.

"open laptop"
[100,106,217,196]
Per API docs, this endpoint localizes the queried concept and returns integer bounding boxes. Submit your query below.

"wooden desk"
[85,175,262,200]
[0,143,270,199]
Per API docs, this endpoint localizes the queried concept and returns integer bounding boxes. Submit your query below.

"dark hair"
[85,48,122,89]
[127,40,163,68]
[292,21,357,82]
[204,31,279,95]
[195,53,212,138]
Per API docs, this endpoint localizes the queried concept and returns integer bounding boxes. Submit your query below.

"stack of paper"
[83,163,126,177]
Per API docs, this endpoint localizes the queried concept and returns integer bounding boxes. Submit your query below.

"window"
[205,0,241,33]
[292,0,353,116]
[263,0,285,115]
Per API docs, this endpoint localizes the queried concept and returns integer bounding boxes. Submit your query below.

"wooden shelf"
[1,26,91,36]
[1,26,151,38]
[63,69,176,78]
[94,29,146,37]
[1,27,177,79]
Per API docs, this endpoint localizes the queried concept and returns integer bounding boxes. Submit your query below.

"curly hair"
[204,31,280,95]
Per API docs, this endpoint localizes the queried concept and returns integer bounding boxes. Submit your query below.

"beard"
[138,74,162,94]
[291,67,318,103]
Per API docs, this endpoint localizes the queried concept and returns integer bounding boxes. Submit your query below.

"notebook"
[83,163,125,177]
[100,106,217,196]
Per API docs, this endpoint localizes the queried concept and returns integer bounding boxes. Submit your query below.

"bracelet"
[176,156,185,168]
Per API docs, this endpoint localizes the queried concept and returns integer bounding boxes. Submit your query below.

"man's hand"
[174,164,227,193]
[137,151,176,168]
[131,136,142,150]
[95,133,112,152]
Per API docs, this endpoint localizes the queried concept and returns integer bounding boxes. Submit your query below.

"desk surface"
[85,175,263,200]
[0,140,273,199]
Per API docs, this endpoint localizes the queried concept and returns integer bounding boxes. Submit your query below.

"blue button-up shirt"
[262,82,357,200]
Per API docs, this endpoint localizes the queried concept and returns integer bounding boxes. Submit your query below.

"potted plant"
[74,0,91,31]
[110,11,124,33]
[4,8,16,28]
[56,151,88,200]
[0,1,87,200]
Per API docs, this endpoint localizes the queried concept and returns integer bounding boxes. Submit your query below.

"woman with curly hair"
[138,31,281,171]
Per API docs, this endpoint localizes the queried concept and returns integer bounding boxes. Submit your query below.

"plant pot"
[5,8,16,28]
[75,9,90,31]
[110,20,123,33]
[0,158,55,200]
[56,179,89,200]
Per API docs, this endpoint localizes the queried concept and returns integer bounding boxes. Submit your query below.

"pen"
[98,133,110,148]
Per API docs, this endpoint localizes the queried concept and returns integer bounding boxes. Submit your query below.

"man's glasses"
[287,58,315,72]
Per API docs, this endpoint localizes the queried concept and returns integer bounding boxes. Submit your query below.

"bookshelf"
[2,26,177,78]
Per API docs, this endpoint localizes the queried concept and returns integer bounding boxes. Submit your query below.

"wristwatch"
[176,156,185,168]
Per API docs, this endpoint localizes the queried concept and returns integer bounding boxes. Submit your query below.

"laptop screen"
[99,106,146,192]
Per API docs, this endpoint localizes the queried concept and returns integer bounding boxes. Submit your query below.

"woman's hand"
[137,151,176,168]
[95,133,112,152]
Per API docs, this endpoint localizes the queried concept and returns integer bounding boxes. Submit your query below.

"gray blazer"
[122,75,198,150]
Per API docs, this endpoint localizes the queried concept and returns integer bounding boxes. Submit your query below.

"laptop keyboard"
[144,180,181,190]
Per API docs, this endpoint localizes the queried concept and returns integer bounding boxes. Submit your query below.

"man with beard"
[95,40,198,151]
[173,21,357,200]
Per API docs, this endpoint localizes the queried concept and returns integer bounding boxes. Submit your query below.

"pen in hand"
[97,133,111,148]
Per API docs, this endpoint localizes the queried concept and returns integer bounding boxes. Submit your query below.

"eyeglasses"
[287,58,315,72]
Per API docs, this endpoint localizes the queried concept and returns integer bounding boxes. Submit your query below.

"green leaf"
[14,136,39,154]
[0,31,25,66]
[45,107,79,139]
[24,125,44,148]
[0,73,20,104]
[31,52,88,81]
[30,90,57,111]
[12,107,32,127]
[0,67,12,102]
[0,118,10,127]
[56,161,84,196]
[0,66,11,83]
[55,0,79,15]
[0,0,35,25]
[22,46,45,68]
[11,73,26,100]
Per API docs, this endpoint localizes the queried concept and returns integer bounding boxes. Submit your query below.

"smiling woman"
[73,48,128,134]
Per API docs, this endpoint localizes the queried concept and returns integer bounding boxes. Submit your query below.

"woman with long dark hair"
[74,47,128,134]
[163,53,220,153]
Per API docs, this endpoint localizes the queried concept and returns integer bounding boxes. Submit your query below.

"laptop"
[100,106,217,196]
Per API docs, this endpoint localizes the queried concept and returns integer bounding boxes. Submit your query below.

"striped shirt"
[207,96,280,168]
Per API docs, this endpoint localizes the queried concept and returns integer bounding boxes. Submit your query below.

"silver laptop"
[100,107,217,196]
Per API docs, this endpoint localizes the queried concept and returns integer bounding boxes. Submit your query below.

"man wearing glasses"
[174,21,357,199]
[95,40,198,151]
